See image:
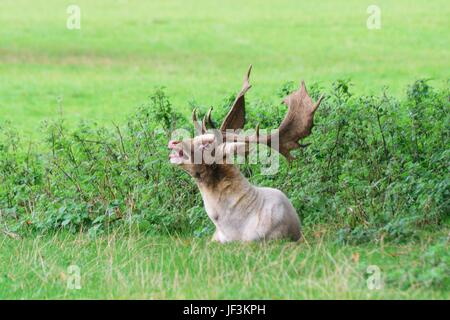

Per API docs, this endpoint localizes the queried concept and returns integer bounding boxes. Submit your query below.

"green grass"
[1,229,448,299]
[0,0,449,137]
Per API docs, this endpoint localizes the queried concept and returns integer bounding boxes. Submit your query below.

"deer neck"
[194,165,257,220]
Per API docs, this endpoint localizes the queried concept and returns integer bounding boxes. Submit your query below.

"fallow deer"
[168,66,323,242]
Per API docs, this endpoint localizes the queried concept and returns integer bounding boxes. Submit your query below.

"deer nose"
[168,140,181,149]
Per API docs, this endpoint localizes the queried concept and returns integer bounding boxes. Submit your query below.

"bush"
[0,81,448,242]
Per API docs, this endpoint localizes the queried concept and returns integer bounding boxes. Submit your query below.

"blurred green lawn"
[0,0,448,137]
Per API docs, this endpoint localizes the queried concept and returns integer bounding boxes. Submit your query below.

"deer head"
[168,66,324,180]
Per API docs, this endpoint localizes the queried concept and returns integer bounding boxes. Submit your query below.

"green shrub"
[0,81,448,243]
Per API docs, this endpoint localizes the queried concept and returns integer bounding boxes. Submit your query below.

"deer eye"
[199,143,210,151]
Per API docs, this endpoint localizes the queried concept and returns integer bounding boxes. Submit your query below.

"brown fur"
[179,163,238,189]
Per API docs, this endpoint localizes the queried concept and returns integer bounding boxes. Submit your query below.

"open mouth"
[169,149,184,164]
[168,140,185,164]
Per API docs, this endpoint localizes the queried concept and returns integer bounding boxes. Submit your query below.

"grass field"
[1,229,448,299]
[0,0,449,137]
[0,0,449,300]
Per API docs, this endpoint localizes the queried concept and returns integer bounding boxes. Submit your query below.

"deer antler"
[192,108,204,135]
[219,65,252,131]
[224,80,324,161]
[275,81,324,159]
[193,66,252,136]
[192,67,323,161]
[202,107,215,131]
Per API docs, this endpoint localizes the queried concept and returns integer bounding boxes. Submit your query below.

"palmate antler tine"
[202,107,215,131]
[223,80,323,161]
[276,80,324,160]
[206,107,214,128]
[220,65,252,131]
[201,115,207,133]
[192,108,204,135]
[313,94,325,112]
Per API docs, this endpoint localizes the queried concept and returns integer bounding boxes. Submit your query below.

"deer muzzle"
[168,140,185,164]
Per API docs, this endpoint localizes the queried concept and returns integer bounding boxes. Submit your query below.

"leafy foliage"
[0,81,448,245]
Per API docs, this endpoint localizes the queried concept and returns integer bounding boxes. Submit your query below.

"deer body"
[168,66,323,243]
[196,165,301,242]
